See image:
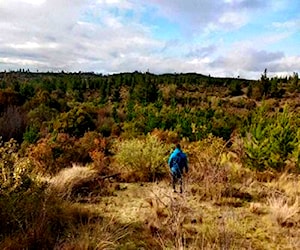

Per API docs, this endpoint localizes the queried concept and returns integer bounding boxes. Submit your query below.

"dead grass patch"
[55,216,127,250]
[48,164,118,201]
[267,195,299,227]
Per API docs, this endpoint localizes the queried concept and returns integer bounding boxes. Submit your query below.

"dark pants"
[172,173,183,193]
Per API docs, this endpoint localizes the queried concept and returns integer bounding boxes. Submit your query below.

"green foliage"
[228,80,243,96]
[0,138,32,194]
[23,125,40,143]
[19,82,35,99]
[114,134,169,181]
[122,103,236,141]
[27,103,58,129]
[0,70,298,152]
[247,70,284,99]
[53,105,96,137]
[242,105,300,171]
[132,76,159,105]
[288,72,300,92]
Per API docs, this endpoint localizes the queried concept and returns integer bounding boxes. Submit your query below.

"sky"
[0,0,299,79]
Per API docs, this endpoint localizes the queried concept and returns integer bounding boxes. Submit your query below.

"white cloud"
[271,56,300,72]
[17,0,46,5]
[272,19,300,31]
[0,0,299,79]
[139,0,268,34]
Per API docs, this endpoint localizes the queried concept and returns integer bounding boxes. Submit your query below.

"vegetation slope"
[0,69,300,249]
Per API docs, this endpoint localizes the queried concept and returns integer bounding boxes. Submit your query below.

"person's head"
[176,144,181,150]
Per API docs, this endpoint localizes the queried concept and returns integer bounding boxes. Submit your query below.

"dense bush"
[0,138,33,194]
[242,105,300,171]
[23,125,40,143]
[186,135,228,189]
[53,105,96,137]
[27,133,81,175]
[26,132,112,176]
[114,134,169,181]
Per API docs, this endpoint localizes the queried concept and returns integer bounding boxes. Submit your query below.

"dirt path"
[98,181,172,223]
[89,180,195,225]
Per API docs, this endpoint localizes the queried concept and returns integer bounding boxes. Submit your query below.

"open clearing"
[75,176,300,250]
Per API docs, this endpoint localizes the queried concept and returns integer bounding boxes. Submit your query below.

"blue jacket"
[168,148,188,177]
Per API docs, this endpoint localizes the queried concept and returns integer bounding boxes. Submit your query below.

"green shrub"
[114,134,169,181]
[228,80,243,96]
[242,105,300,171]
[53,105,96,137]
[23,125,40,143]
[0,138,33,194]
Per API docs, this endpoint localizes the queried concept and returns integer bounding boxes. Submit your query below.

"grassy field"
[43,154,300,249]
[2,136,300,249]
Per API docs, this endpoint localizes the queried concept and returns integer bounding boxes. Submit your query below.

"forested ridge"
[1,70,297,143]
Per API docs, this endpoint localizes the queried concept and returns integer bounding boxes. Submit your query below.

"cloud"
[272,19,300,31]
[186,45,217,58]
[0,0,163,72]
[270,56,300,73]
[139,0,268,33]
[212,47,285,72]
[0,0,299,79]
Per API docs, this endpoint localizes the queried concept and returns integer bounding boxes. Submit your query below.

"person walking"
[168,144,188,193]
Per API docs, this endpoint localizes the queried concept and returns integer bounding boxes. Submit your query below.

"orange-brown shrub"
[26,133,80,175]
[76,131,110,161]
[78,131,112,173]
[27,132,112,176]
[151,128,180,144]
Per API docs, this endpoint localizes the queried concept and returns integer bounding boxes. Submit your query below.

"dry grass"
[249,202,267,215]
[55,216,128,250]
[145,188,195,249]
[267,172,300,197]
[142,188,263,250]
[267,195,299,226]
[4,136,300,249]
[48,164,106,201]
[0,141,296,250]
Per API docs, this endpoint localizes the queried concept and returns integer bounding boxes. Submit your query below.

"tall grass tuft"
[48,164,101,200]
[55,216,128,250]
[0,189,76,249]
[267,195,299,226]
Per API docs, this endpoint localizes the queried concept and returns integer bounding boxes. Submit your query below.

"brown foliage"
[0,105,27,141]
[0,89,23,111]
[27,132,112,176]
[27,133,80,175]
